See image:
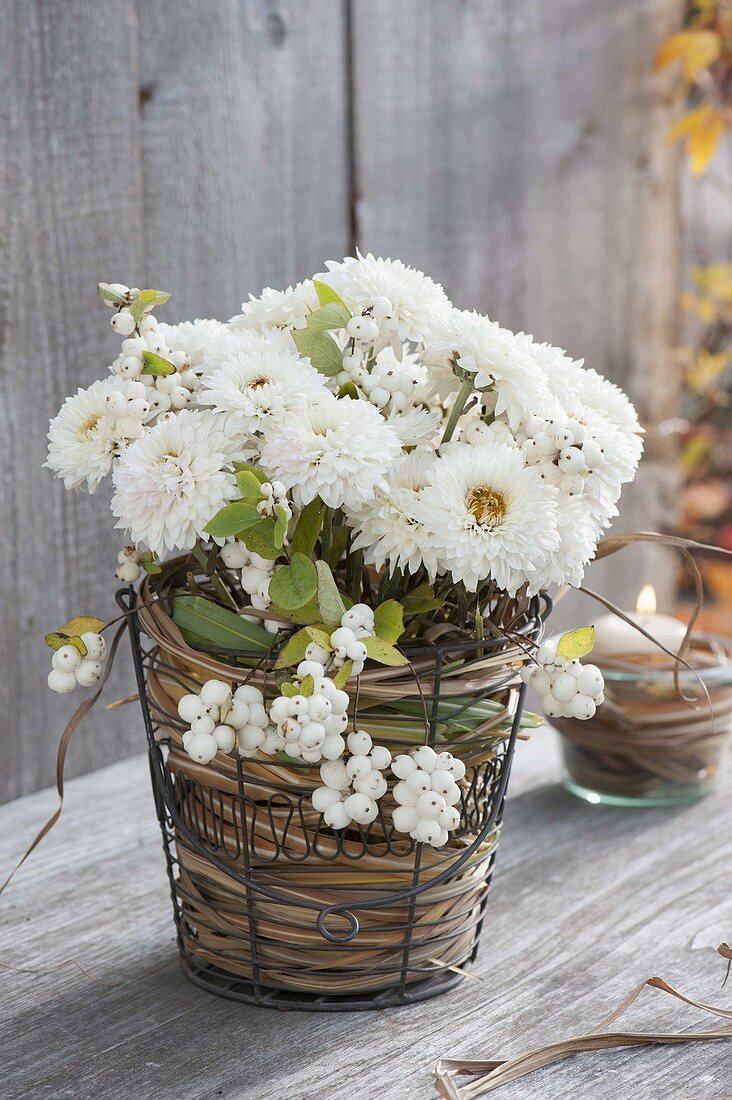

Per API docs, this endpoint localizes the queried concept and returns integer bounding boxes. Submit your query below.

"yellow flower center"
[466,486,506,527]
[247,376,271,390]
[78,414,100,440]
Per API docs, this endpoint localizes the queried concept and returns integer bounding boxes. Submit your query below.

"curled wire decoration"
[118,585,548,1011]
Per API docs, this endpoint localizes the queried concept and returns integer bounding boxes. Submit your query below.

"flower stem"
[191,541,239,611]
[441,378,474,444]
[320,506,333,565]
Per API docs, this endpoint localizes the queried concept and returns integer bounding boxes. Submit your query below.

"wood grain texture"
[138,0,352,321]
[351,0,684,617]
[0,0,143,802]
[1,734,730,1098]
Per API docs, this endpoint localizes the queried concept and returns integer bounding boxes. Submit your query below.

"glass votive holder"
[553,636,732,807]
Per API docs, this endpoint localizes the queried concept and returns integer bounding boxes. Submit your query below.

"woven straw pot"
[122,570,546,1010]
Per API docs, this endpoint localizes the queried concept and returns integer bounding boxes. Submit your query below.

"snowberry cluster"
[103,285,197,416]
[178,678,280,764]
[391,746,465,848]
[47,632,108,694]
[268,661,349,762]
[104,379,151,439]
[329,603,375,677]
[220,541,279,633]
[521,642,605,721]
[255,480,292,525]
[311,730,392,828]
[115,545,143,583]
[337,343,418,415]
[521,415,605,497]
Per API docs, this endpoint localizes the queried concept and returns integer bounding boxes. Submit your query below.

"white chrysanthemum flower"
[351,450,439,578]
[575,367,642,434]
[260,394,402,511]
[530,495,599,591]
[383,404,442,447]
[230,280,318,331]
[196,346,329,438]
[46,378,133,492]
[414,444,561,594]
[197,324,295,380]
[423,310,552,428]
[321,252,450,345]
[156,319,227,374]
[111,410,237,556]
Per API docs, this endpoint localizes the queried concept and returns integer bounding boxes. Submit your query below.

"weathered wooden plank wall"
[0,0,681,802]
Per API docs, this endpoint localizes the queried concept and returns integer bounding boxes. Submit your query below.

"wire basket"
[119,585,547,1011]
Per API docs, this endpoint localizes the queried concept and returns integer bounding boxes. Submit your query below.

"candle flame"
[636,584,657,616]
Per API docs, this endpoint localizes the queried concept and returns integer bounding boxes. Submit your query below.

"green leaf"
[332,661,353,689]
[280,681,298,698]
[232,462,268,483]
[373,600,404,644]
[98,283,127,306]
[273,505,289,550]
[291,498,324,558]
[363,635,408,667]
[268,594,321,625]
[268,553,318,610]
[142,560,162,575]
[338,381,359,400]
[235,469,266,501]
[141,350,176,376]
[130,297,148,324]
[292,329,343,376]
[313,279,348,309]
[172,595,272,651]
[299,674,314,698]
[315,560,346,625]
[328,524,349,570]
[152,291,171,307]
[403,583,444,616]
[556,626,595,660]
[238,519,279,560]
[306,302,351,333]
[205,501,262,538]
[274,627,312,669]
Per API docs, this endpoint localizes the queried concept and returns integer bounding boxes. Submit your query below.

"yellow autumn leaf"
[556,626,595,661]
[669,104,725,174]
[59,615,106,637]
[686,350,730,391]
[653,29,721,80]
[692,262,732,303]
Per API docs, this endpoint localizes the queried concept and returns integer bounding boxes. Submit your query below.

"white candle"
[592,584,687,659]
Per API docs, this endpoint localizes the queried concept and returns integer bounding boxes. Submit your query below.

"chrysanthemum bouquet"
[45,253,641,841]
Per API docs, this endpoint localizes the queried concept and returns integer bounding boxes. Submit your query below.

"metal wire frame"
[118,588,548,1011]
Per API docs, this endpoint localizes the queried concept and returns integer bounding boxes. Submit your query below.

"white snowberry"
[186,731,219,764]
[200,679,231,708]
[52,644,82,673]
[390,747,465,847]
[47,669,77,694]
[81,632,106,660]
[111,310,136,336]
[74,659,103,687]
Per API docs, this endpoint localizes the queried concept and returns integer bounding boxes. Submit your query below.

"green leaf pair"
[291,280,352,377]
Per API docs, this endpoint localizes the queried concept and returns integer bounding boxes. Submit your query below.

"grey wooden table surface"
[2,731,730,1100]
